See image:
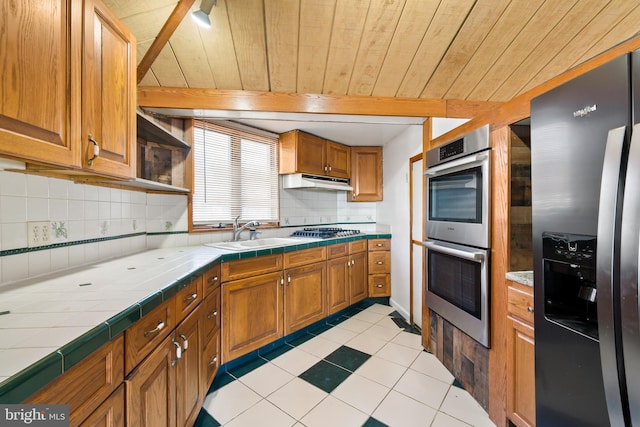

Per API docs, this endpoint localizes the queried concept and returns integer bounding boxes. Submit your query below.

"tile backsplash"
[0,170,377,285]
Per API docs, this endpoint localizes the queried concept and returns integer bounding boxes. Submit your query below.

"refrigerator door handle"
[620,123,640,425]
[596,125,627,426]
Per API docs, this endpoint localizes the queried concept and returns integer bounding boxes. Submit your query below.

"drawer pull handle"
[144,320,165,337]
[287,274,291,285]
[207,310,218,319]
[376,243,383,247]
[179,333,188,351]
[87,134,100,166]
[171,339,182,367]
[376,284,383,288]
[527,306,534,313]
[208,276,218,284]
[208,355,218,366]
[377,261,384,265]
[351,259,355,265]
[183,293,198,303]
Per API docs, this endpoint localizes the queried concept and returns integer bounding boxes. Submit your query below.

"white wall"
[377,125,423,319]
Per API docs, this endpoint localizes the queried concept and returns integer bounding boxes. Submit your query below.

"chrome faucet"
[232,216,260,241]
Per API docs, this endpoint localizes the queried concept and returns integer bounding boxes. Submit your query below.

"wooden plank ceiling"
[104,0,640,103]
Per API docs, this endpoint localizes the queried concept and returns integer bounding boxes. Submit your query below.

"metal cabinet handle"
[351,259,355,265]
[208,355,218,366]
[280,275,284,287]
[87,134,100,166]
[328,165,332,172]
[377,261,384,265]
[207,310,218,319]
[208,276,218,284]
[144,320,165,337]
[376,284,383,288]
[287,273,291,285]
[171,339,182,367]
[527,306,534,313]
[376,243,383,247]
[183,293,198,303]
[179,333,188,351]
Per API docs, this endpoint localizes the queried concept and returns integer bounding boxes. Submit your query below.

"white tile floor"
[199,303,496,427]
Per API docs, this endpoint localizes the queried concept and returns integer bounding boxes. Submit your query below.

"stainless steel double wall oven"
[424,125,491,347]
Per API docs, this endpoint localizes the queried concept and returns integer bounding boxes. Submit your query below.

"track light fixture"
[192,0,217,29]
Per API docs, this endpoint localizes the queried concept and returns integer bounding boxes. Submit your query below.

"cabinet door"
[0,0,81,167]
[296,131,327,176]
[175,307,204,427]
[507,317,535,427]
[349,251,368,304]
[285,262,327,334]
[349,147,383,202]
[326,141,350,179]
[82,0,135,178]
[327,257,350,315]
[222,272,284,363]
[126,335,177,427]
[80,384,125,427]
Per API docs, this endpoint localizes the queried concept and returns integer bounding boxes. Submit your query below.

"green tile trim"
[138,292,164,316]
[0,352,63,404]
[0,232,147,257]
[59,323,111,371]
[147,231,189,236]
[107,305,141,337]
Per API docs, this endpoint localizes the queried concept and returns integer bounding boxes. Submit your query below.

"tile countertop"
[506,270,533,287]
[0,232,391,403]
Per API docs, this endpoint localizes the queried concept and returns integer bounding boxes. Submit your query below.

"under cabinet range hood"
[282,173,353,191]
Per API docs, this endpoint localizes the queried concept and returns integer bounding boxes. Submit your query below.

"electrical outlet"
[27,221,51,247]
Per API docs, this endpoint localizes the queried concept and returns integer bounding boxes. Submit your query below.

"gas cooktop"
[290,227,361,239]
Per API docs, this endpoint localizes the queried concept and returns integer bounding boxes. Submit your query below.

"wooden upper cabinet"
[82,0,136,178]
[0,0,81,167]
[279,130,350,179]
[349,146,383,202]
[325,141,350,179]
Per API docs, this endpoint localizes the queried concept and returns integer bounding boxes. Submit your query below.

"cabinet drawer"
[369,274,390,297]
[176,275,203,323]
[368,239,390,251]
[368,251,391,274]
[204,263,221,296]
[349,239,368,254]
[27,336,124,426]
[508,282,534,324]
[203,287,221,343]
[125,299,175,374]
[284,246,327,268]
[327,243,349,259]
[221,254,283,281]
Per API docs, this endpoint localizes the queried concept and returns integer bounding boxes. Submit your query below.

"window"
[192,121,279,226]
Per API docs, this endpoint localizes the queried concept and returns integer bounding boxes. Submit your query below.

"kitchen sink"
[205,237,305,251]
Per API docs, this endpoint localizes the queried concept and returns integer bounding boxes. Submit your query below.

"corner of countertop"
[506,270,533,287]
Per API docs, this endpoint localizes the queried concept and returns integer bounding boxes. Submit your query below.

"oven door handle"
[422,240,485,262]
[424,151,488,176]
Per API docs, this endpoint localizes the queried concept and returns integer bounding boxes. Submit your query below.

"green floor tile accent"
[299,360,351,393]
[193,409,221,427]
[228,357,267,379]
[260,344,294,361]
[363,417,389,427]
[324,346,370,372]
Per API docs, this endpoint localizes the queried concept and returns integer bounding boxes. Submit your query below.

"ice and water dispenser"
[542,232,599,340]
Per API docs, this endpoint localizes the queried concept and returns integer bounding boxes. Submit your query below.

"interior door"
[410,154,423,327]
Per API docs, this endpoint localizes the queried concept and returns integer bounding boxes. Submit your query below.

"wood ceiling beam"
[137,87,501,118]
[136,0,196,84]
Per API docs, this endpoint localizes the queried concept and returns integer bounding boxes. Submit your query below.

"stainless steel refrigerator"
[531,50,640,426]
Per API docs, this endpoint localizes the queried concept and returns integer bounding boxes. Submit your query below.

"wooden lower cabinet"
[222,272,284,363]
[126,333,177,427]
[175,307,205,427]
[80,384,125,427]
[367,239,391,297]
[349,250,368,304]
[27,336,124,427]
[327,256,350,314]
[507,281,535,427]
[126,299,207,427]
[285,262,327,334]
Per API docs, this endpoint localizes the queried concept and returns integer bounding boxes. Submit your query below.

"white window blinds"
[192,121,279,225]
